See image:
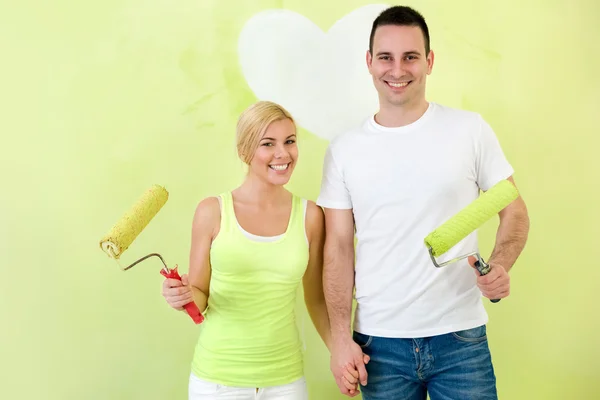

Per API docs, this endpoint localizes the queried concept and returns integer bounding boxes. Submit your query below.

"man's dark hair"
[369,6,431,55]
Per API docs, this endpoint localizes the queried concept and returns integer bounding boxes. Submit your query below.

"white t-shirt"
[316,102,514,338]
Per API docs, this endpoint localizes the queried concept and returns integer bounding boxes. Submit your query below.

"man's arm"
[323,208,356,342]
[470,176,530,300]
[488,176,530,272]
[317,142,368,394]
[323,207,369,394]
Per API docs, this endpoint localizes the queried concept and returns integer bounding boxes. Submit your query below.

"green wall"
[1,0,598,398]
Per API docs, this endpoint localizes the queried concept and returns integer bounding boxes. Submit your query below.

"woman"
[162,101,363,399]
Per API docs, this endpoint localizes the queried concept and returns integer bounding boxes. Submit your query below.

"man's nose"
[390,59,406,78]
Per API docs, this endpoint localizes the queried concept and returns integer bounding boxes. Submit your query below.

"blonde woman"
[162,101,366,399]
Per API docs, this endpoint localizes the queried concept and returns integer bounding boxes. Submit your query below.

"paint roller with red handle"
[99,184,204,324]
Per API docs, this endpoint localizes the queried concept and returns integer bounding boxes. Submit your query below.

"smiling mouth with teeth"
[387,81,410,88]
[269,163,290,171]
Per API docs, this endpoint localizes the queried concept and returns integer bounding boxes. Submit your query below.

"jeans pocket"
[451,325,488,343]
[352,331,373,348]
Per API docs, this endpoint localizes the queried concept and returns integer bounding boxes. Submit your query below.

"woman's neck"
[234,174,289,207]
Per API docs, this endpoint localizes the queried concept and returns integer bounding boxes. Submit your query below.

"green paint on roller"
[99,185,169,259]
[425,180,519,257]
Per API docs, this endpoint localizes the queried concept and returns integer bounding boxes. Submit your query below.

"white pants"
[189,373,308,400]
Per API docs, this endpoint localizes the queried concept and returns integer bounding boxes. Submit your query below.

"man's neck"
[375,99,430,128]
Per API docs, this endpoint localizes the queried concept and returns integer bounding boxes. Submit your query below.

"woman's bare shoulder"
[192,196,222,234]
[304,200,324,241]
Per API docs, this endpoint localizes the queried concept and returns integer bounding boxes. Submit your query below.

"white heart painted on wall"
[238,4,390,141]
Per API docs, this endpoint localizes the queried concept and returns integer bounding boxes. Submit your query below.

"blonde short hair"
[236,101,295,164]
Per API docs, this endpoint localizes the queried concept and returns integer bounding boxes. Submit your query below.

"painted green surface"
[0,0,598,398]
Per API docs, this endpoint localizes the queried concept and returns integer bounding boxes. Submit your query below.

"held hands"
[330,339,370,397]
[468,255,510,300]
[162,271,194,310]
[340,356,370,396]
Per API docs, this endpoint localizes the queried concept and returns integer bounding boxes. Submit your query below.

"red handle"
[160,266,204,324]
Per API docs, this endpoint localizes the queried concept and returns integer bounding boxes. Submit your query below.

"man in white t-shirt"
[317,6,530,400]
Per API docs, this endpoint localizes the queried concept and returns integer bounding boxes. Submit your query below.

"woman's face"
[248,118,298,186]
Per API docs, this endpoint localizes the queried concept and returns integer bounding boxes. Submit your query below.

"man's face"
[367,24,434,108]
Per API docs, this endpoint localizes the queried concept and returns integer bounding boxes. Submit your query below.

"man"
[316,5,530,400]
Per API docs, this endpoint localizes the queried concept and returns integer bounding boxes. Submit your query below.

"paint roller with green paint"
[424,179,520,303]
[99,184,169,263]
[99,184,204,324]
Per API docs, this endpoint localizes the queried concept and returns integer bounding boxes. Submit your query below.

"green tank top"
[190,191,309,387]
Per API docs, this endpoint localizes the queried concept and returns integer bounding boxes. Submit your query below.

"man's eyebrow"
[375,50,422,57]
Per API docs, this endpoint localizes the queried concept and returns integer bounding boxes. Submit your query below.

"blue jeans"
[353,325,497,400]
